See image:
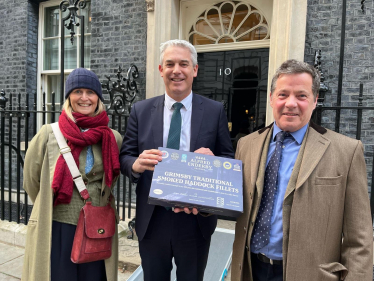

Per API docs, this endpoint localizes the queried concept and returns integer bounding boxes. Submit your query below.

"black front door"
[192,48,269,148]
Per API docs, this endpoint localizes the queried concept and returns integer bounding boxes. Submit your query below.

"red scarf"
[52,110,120,206]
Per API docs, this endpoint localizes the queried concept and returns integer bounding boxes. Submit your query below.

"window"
[38,0,91,124]
[188,1,269,46]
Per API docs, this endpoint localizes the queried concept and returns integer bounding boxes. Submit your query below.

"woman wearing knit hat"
[22,68,122,281]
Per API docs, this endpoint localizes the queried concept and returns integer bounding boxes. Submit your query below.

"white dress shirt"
[132,92,193,178]
[163,92,192,152]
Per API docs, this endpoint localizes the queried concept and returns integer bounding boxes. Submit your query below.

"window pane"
[45,74,66,122]
[84,35,91,68]
[43,39,59,70]
[46,75,62,108]
[64,37,77,69]
[80,1,91,34]
[44,6,59,37]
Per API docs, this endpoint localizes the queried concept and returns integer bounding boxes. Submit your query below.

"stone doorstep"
[0,220,28,248]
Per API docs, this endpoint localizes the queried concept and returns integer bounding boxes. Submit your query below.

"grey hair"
[270,59,320,99]
[159,39,198,67]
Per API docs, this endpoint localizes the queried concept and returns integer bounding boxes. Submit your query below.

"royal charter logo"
[233,163,241,171]
[171,152,179,160]
[161,150,169,159]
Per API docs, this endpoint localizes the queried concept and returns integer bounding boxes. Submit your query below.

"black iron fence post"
[313,50,329,125]
[0,89,7,220]
[24,93,30,224]
[356,83,363,140]
[8,94,13,222]
[16,93,21,223]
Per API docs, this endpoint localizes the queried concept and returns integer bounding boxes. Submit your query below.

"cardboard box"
[149,147,243,218]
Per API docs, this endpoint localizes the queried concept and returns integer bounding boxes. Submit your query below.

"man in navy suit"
[119,39,234,280]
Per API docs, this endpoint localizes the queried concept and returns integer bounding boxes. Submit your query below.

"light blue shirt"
[85,145,94,174]
[251,122,308,260]
[81,128,94,174]
[163,92,193,152]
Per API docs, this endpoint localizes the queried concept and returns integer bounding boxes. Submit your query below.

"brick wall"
[0,0,29,95]
[26,0,39,109]
[304,0,374,192]
[90,0,147,101]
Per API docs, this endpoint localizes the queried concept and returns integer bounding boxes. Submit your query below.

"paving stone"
[0,243,24,265]
[0,272,20,281]
[0,256,24,280]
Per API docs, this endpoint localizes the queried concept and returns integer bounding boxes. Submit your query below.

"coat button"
[102,191,105,196]
[84,181,87,185]
[93,172,96,176]
[244,226,247,233]
[251,221,254,226]
[239,263,242,270]
[250,192,253,199]
[246,245,249,251]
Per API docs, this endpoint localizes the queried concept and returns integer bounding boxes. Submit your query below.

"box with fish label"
[149,147,243,218]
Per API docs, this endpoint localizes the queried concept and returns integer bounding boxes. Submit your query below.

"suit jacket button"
[101,191,105,196]
[250,192,253,199]
[239,263,242,270]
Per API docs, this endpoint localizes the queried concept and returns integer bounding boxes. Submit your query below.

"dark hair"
[270,59,320,99]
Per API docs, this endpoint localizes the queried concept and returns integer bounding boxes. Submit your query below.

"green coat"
[22,124,123,281]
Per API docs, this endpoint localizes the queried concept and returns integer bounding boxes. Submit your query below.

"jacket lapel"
[254,127,273,198]
[151,95,164,149]
[190,94,204,152]
[294,126,330,190]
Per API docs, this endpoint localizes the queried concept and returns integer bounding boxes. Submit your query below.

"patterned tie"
[166,102,184,150]
[251,131,286,251]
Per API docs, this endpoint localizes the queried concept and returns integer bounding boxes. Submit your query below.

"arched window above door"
[188,1,270,46]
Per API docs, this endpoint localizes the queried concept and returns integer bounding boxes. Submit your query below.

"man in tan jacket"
[232,59,373,281]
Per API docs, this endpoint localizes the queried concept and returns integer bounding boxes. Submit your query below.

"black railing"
[0,65,140,225]
[311,55,374,221]
[312,88,374,220]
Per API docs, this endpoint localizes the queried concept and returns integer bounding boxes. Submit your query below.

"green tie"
[166,102,183,150]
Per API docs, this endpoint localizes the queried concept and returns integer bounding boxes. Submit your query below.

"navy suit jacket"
[120,93,235,241]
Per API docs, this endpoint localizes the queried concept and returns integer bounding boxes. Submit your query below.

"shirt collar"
[272,122,308,145]
[164,91,193,111]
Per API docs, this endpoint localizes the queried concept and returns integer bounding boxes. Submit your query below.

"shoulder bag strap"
[51,122,90,200]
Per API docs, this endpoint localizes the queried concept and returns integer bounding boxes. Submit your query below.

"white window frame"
[180,0,272,53]
[37,0,91,127]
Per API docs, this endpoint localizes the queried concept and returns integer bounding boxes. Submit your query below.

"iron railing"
[0,65,140,225]
[313,51,374,220]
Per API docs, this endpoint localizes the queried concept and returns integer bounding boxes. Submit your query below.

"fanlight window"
[189,1,270,45]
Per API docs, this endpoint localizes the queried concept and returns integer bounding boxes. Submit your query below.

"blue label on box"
[149,147,243,217]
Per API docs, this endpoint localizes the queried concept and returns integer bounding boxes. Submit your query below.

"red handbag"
[51,123,116,264]
[71,201,115,264]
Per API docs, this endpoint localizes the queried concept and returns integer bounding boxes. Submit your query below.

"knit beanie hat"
[65,68,104,101]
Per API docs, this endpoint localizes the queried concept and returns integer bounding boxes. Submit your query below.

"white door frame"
[145,0,308,126]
